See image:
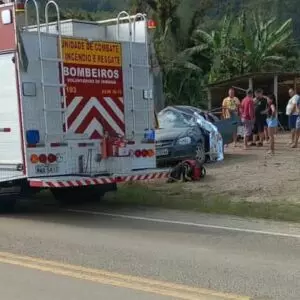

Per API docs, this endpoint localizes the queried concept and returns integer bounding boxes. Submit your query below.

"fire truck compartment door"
[0,52,23,165]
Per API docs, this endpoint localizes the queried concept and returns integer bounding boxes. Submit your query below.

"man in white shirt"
[286,88,300,145]
[292,92,300,148]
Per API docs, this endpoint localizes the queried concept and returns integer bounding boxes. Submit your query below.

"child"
[266,94,277,155]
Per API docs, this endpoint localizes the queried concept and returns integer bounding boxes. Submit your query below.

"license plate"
[35,164,59,174]
[156,148,169,156]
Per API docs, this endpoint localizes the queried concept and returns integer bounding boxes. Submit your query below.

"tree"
[240,13,293,72]
[147,0,213,105]
[189,12,294,83]
[190,15,236,83]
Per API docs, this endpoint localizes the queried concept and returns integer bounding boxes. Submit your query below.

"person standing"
[266,94,278,155]
[222,87,240,147]
[291,94,300,148]
[252,88,268,146]
[240,89,255,150]
[286,88,300,145]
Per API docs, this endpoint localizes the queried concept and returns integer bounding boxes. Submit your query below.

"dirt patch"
[126,132,299,204]
[177,132,300,203]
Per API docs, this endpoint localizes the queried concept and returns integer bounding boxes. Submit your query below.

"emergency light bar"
[15,0,25,12]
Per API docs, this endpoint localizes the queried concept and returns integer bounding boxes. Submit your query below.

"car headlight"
[177,137,192,145]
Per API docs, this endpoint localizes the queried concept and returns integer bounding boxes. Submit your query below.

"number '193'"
[66,86,77,93]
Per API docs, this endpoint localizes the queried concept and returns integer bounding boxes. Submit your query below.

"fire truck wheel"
[0,197,17,213]
[195,143,205,165]
[51,188,84,205]
[85,186,105,202]
[51,186,105,205]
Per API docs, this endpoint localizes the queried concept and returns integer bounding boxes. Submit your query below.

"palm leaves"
[241,14,293,72]
[189,12,293,83]
[191,15,237,82]
[149,0,212,105]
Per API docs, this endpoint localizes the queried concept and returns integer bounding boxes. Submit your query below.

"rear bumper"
[28,168,170,188]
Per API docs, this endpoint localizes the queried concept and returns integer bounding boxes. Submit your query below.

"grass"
[104,182,300,223]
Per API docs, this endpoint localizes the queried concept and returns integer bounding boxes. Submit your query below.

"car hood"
[155,128,188,141]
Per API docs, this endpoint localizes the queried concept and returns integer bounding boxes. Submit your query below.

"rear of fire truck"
[0,0,169,209]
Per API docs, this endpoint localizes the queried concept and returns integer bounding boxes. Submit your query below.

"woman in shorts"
[266,94,278,154]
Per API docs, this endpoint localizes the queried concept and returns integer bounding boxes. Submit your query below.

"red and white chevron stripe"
[117,172,169,182]
[29,171,170,188]
[65,96,125,139]
[29,177,115,188]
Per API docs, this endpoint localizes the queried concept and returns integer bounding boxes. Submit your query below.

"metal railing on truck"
[98,11,152,138]
[24,0,67,140]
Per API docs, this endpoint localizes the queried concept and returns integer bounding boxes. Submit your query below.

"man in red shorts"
[240,89,255,149]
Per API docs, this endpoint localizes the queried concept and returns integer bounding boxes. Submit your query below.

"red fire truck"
[0,0,169,210]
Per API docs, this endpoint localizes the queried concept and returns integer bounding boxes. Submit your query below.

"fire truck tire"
[51,185,113,205]
[0,197,17,213]
[51,188,81,205]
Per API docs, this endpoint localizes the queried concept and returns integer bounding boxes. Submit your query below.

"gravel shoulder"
[193,132,300,203]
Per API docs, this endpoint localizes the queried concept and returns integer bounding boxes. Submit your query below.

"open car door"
[214,117,239,145]
[209,108,239,145]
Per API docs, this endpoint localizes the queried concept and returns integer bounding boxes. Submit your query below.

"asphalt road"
[0,263,173,300]
[0,202,300,300]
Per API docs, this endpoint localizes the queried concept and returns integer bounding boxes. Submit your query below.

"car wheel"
[195,143,205,165]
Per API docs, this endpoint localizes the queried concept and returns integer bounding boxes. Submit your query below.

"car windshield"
[158,109,195,129]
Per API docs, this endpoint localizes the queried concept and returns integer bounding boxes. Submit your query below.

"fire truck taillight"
[134,149,155,158]
[134,150,142,157]
[39,154,47,164]
[30,153,57,164]
[48,154,57,163]
[141,149,148,157]
[30,154,39,164]
[147,149,154,157]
